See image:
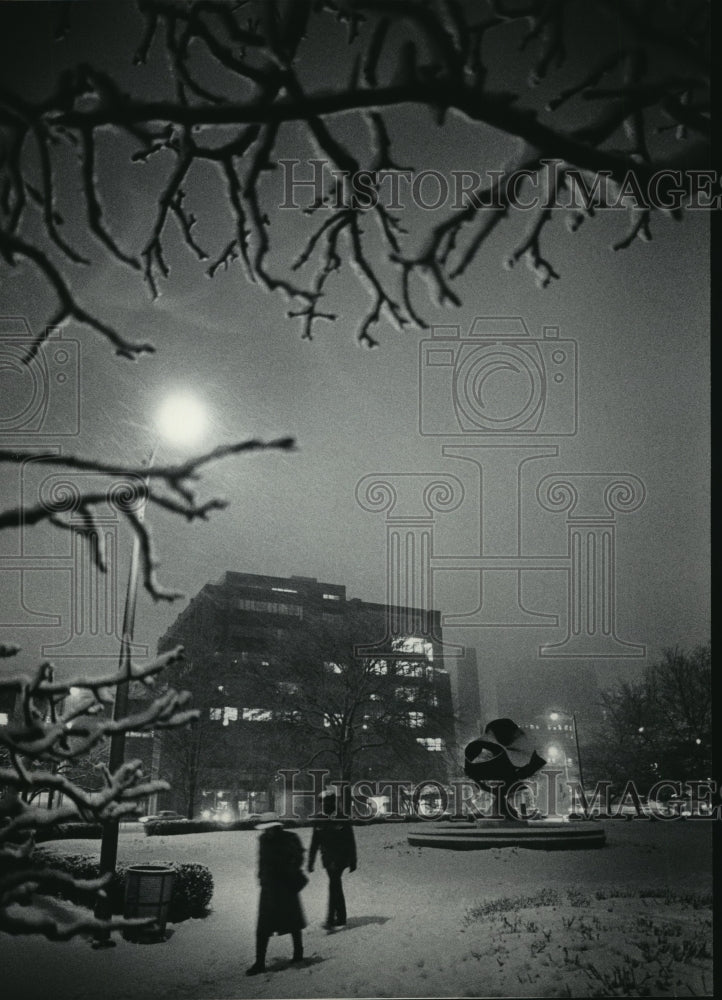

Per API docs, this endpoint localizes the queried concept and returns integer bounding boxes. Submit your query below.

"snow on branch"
[0,436,295,601]
[0,0,709,351]
[0,648,198,940]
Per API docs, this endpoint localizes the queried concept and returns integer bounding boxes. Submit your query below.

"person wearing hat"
[308,790,357,929]
[246,813,308,976]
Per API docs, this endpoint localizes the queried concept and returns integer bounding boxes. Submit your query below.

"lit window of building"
[407,711,425,728]
[369,660,388,675]
[398,636,434,660]
[238,598,303,618]
[242,708,272,722]
[323,593,340,601]
[417,737,445,751]
[0,713,8,726]
[397,661,424,678]
[395,686,416,702]
[210,706,239,725]
[324,661,344,674]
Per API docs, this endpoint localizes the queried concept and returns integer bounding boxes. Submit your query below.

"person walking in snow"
[246,813,308,975]
[308,790,357,929]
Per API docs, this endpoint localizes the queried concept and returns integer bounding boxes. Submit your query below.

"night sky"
[0,2,710,723]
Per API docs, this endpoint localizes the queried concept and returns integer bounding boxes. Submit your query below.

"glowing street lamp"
[94,394,206,946]
[155,393,207,448]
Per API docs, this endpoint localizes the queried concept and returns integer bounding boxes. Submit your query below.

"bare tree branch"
[0,0,708,352]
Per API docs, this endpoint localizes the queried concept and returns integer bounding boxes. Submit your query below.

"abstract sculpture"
[464,718,546,820]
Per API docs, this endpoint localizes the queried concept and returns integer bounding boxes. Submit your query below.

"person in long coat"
[308,790,357,929]
[246,814,307,976]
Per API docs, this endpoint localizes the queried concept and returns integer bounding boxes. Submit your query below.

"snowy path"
[1,820,712,999]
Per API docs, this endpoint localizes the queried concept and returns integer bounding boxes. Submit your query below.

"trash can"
[124,865,175,940]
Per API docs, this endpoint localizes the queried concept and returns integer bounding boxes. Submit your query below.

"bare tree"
[0,0,709,354]
[247,609,457,786]
[156,704,252,819]
[585,643,711,788]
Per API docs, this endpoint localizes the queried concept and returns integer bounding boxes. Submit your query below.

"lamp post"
[572,713,585,790]
[93,395,206,946]
[549,709,585,790]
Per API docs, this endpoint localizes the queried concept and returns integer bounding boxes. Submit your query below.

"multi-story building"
[155,572,456,818]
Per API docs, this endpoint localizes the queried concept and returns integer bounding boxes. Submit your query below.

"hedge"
[144,818,261,835]
[35,823,104,842]
[144,815,417,835]
[31,849,214,919]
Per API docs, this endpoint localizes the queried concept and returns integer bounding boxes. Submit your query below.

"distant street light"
[548,708,585,790]
[93,394,206,946]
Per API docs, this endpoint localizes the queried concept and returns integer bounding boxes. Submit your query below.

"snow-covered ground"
[1,819,713,999]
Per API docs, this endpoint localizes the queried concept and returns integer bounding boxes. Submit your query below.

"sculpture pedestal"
[407,819,606,850]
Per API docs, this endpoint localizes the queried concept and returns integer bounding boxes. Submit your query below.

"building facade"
[155,572,456,818]
[453,647,483,748]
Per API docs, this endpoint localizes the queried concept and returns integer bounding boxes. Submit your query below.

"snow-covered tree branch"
[0,643,197,939]
[0,0,709,352]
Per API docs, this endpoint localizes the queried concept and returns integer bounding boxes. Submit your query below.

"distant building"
[492,662,598,815]
[155,572,455,818]
[524,711,583,781]
[494,661,599,732]
[454,647,483,747]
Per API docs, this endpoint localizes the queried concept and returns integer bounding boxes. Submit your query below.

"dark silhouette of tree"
[156,708,222,819]
[584,643,711,788]
[246,607,457,786]
[0,0,709,353]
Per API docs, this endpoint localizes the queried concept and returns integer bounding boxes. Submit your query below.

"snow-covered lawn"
[1,819,713,999]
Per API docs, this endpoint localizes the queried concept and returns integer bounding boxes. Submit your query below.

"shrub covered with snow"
[32,850,213,919]
[168,862,214,916]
